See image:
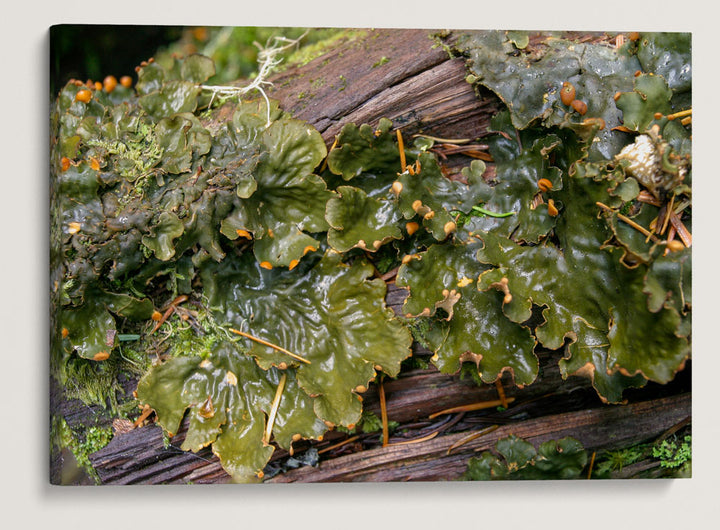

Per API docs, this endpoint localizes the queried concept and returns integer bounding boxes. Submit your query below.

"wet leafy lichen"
[51,29,691,482]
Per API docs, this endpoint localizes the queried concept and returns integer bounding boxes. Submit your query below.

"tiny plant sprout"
[103,75,118,93]
[571,100,588,115]
[560,82,576,106]
[75,89,92,103]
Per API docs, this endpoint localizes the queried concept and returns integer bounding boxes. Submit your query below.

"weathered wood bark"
[267,28,502,147]
[53,28,692,485]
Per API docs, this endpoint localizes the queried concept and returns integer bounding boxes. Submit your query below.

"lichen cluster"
[50,30,691,482]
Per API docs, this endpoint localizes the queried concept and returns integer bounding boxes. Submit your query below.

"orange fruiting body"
[90,158,100,171]
[582,117,606,130]
[75,89,92,103]
[120,75,133,88]
[571,100,588,115]
[560,82,576,106]
[537,178,553,192]
[547,199,559,217]
[103,75,118,93]
[60,157,71,172]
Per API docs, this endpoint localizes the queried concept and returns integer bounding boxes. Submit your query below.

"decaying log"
[55,28,692,485]
[267,28,502,146]
[268,393,691,483]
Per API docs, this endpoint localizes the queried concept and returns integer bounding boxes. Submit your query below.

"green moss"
[282,29,366,70]
[372,56,390,68]
[653,434,692,470]
[51,417,113,484]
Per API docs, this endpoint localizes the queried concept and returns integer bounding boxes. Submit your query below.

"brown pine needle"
[495,379,508,409]
[596,202,660,242]
[150,306,175,334]
[587,450,596,479]
[379,375,389,447]
[229,328,311,364]
[666,108,692,121]
[660,194,675,235]
[319,137,337,173]
[637,191,662,206]
[669,211,692,247]
[149,295,189,334]
[413,134,472,144]
[264,373,287,444]
[428,397,516,420]
[396,129,406,173]
[389,430,439,446]
[133,404,153,428]
[447,425,499,455]
[318,434,361,455]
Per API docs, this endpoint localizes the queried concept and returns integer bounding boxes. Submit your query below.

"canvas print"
[49,26,691,484]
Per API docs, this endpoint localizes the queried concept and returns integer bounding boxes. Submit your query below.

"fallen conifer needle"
[596,202,660,242]
[447,425,499,455]
[389,430,439,446]
[229,328,311,364]
[318,435,361,455]
[264,373,287,444]
[428,397,515,420]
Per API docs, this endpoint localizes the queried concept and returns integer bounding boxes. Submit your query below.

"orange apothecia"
[75,89,92,103]
[120,75,133,88]
[571,100,588,115]
[537,178,553,192]
[60,157,71,172]
[560,81,576,106]
[103,75,118,93]
[547,199,559,217]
